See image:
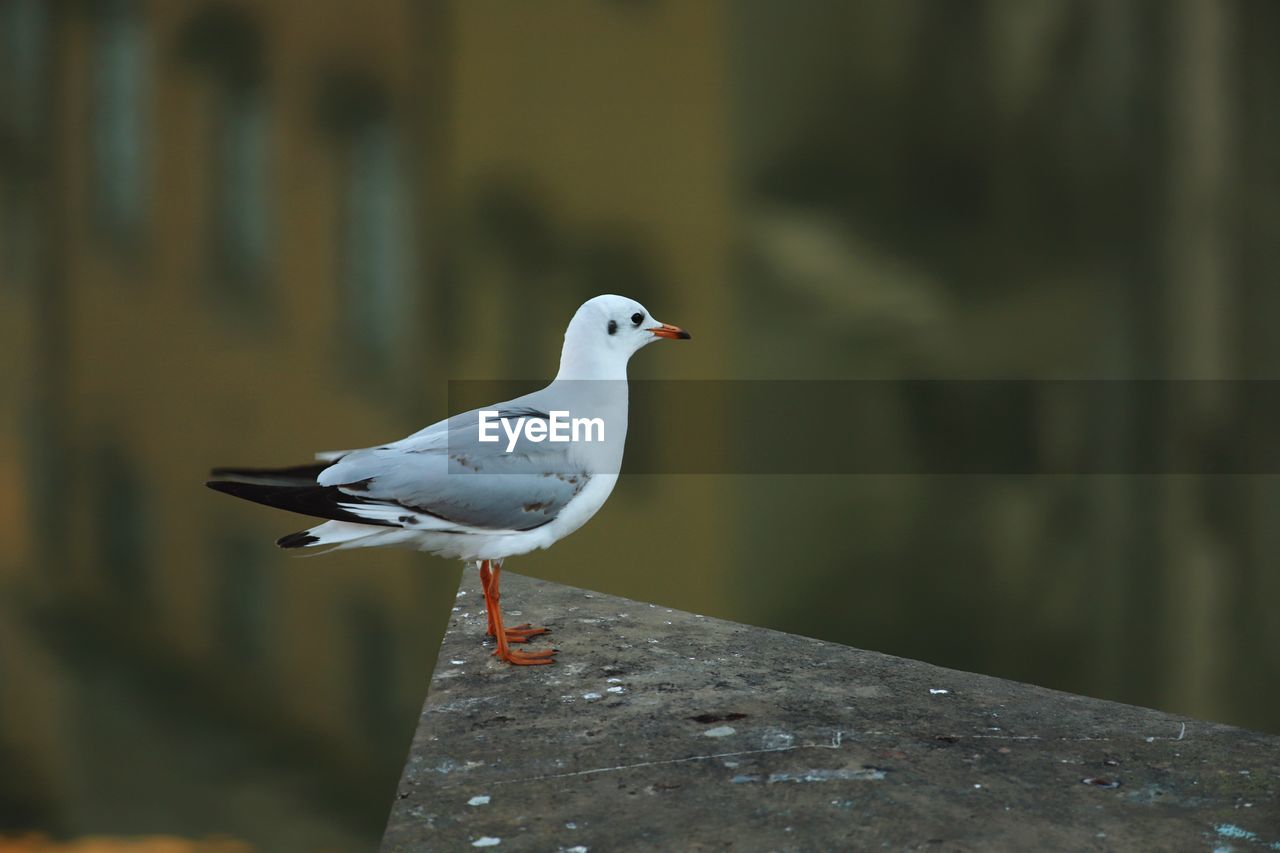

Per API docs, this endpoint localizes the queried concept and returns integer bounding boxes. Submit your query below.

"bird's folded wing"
[316,409,589,532]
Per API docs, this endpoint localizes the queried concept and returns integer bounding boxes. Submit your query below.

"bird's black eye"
[607,320,617,335]
[631,312,644,326]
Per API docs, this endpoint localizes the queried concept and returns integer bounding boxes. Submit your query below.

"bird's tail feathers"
[277,520,413,554]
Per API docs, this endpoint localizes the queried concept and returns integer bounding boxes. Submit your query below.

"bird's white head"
[556,294,691,379]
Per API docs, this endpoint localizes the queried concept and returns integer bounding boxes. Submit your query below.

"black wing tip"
[205,477,397,528]
[206,479,267,499]
[209,462,330,481]
[277,531,319,549]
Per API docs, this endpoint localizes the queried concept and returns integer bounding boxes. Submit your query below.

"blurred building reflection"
[730,0,1280,733]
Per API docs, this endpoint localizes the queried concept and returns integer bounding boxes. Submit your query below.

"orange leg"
[481,562,556,665]
[479,561,497,636]
[483,564,550,644]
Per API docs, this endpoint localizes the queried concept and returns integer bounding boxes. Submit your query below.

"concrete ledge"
[382,570,1280,850]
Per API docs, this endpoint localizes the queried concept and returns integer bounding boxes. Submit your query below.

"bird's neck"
[555,347,630,381]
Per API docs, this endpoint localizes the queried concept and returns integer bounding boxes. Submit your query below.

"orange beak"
[649,323,691,340]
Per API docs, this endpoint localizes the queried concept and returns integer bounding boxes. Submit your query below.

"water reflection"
[1,1,1277,850]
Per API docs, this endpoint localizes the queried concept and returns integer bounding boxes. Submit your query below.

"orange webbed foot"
[494,646,557,665]
[500,623,551,644]
[484,623,550,643]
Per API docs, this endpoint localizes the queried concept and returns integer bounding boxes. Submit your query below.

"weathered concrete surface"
[383,570,1280,851]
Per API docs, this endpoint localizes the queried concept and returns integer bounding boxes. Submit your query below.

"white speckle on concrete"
[467,795,491,806]
[930,689,949,695]
[452,606,461,612]
[1215,824,1259,841]
[582,692,603,701]
[565,846,589,853]
[606,686,625,694]
[606,677,623,683]
[450,660,466,666]
[456,590,468,598]
[471,837,501,847]
[564,822,577,829]
[508,610,522,616]
[762,731,795,749]
[704,726,737,738]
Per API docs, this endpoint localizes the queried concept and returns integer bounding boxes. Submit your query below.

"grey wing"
[315,405,588,532]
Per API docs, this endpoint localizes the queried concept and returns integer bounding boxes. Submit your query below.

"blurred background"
[2,0,1278,849]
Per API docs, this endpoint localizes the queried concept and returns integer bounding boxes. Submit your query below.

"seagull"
[207,294,690,665]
